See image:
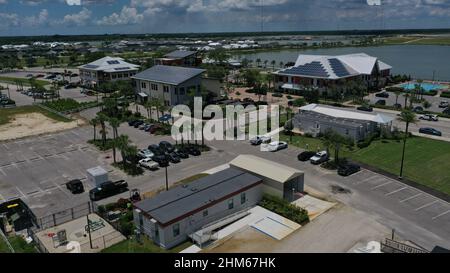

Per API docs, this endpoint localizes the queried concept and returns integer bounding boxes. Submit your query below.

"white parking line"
[0,168,6,176]
[371,181,393,190]
[432,210,450,220]
[0,193,4,202]
[385,187,407,196]
[15,187,27,199]
[400,193,422,203]
[355,176,379,185]
[415,200,439,211]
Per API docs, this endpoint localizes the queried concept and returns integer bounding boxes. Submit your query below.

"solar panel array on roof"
[283,61,329,78]
[114,67,131,71]
[107,60,120,65]
[329,58,351,77]
[84,64,99,69]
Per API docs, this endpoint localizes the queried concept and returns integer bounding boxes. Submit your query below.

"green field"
[383,36,450,46]
[101,236,192,253]
[285,134,450,196]
[0,105,71,126]
[0,236,38,253]
[0,76,49,87]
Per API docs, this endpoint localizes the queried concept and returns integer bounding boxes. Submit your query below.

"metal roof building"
[229,155,305,201]
[164,50,197,59]
[134,168,262,226]
[132,65,205,86]
[78,56,140,73]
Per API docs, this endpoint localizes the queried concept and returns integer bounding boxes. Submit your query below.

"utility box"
[86,167,108,187]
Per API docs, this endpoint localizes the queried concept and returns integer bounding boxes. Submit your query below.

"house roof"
[275,53,391,80]
[134,168,262,226]
[164,50,197,59]
[299,104,394,124]
[229,155,304,183]
[132,65,205,85]
[78,56,140,72]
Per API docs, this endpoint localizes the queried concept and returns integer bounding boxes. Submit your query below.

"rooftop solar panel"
[329,58,350,77]
[83,65,99,69]
[114,67,131,71]
[283,61,329,78]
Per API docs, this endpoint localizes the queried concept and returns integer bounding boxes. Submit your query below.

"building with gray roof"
[155,50,200,67]
[133,168,263,249]
[132,65,206,106]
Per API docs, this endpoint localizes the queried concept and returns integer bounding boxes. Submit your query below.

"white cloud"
[61,7,92,26]
[97,6,144,26]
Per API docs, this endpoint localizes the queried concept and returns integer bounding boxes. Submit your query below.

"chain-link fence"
[35,202,96,231]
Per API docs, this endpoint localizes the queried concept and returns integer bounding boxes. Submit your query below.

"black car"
[174,148,189,159]
[442,108,450,115]
[375,100,386,106]
[153,155,170,167]
[148,144,164,155]
[413,106,424,113]
[297,151,317,162]
[186,145,201,156]
[128,120,138,126]
[168,153,181,164]
[356,105,373,112]
[89,180,128,201]
[160,141,175,153]
[134,120,144,128]
[338,164,361,177]
[66,179,84,194]
[419,128,442,136]
[393,103,402,109]
[375,92,389,98]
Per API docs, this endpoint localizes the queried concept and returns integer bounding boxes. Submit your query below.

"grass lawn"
[0,236,38,253]
[351,137,450,196]
[0,237,12,253]
[0,105,71,126]
[0,76,48,87]
[101,236,192,253]
[284,133,450,196]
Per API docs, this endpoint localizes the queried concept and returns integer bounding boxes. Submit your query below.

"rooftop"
[134,168,262,226]
[164,50,197,59]
[229,155,304,183]
[78,56,140,72]
[132,65,205,85]
[299,104,394,124]
[275,53,392,80]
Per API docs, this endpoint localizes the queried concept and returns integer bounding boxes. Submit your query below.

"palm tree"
[108,118,120,163]
[263,60,268,69]
[116,135,131,170]
[144,101,153,120]
[279,61,284,69]
[256,58,261,68]
[97,113,108,148]
[394,90,401,106]
[322,129,351,165]
[404,92,410,109]
[271,60,276,71]
[89,118,99,142]
[397,110,418,179]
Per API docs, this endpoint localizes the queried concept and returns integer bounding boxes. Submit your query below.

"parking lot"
[0,127,118,217]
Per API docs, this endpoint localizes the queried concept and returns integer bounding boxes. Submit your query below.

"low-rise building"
[273,53,392,94]
[78,56,140,87]
[229,155,305,202]
[133,168,263,249]
[294,104,394,141]
[155,50,201,67]
[132,65,206,106]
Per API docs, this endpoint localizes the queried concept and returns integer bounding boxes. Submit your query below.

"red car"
[149,125,162,134]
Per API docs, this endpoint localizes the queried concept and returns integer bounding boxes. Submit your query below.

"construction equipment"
[130,189,142,203]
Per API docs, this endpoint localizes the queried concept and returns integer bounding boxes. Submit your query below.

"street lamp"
[165,166,169,191]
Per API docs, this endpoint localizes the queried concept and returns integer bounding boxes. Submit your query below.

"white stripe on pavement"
[415,200,439,211]
[385,187,407,196]
[432,210,450,220]
[400,193,422,203]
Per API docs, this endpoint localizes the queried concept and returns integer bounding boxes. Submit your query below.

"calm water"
[235,45,450,81]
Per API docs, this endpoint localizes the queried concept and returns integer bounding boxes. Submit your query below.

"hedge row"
[259,194,309,225]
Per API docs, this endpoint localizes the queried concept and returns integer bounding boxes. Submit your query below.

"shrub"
[235,91,241,96]
[292,98,306,107]
[441,92,450,98]
[286,95,293,100]
[272,92,283,98]
[259,195,309,225]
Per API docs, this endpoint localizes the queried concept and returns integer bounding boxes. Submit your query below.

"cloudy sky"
[0,0,449,36]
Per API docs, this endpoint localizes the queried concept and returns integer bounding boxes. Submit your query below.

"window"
[151,84,158,91]
[203,210,208,217]
[163,86,170,93]
[173,223,180,237]
[123,73,129,78]
[345,129,349,135]
[179,87,185,95]
[118,74,123,78]
[175,88,178,95]
[165,100,170,106]
[141,82,147,89]
[241,193,246,204]
[228,199,234,210]
[112,74,117,79]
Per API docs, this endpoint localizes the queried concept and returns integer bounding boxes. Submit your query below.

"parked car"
[66,179,84,194]
[375,100,386,106]
[128,120,138,126]
[297,151,317,162]
[174,148,189,159]
[264,141,288,152]
[134,120,144,128]
[419,114,439,122]
[149,125,162,134]
[139,158,159,170]
[148,144,164,156]
[393,103,402,110]
[338,163,361,177]
[138,149,154,159]
[439,101,449,108]
[89,180,128,201]
[167,153,181,164]
[375,92,389,98]
[419,128,442,136]
[443,108,450,115]
[357,105,373,112]
[160,141,175,153]
[413,106,424,113]
[144,124,154,132]
[153,155,170,167]
[310,151,329,165]
[139,123,149,130]
[250,136,271,145]
[185,145,201,156]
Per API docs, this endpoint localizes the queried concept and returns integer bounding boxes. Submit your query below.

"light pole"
[165,166,169,191]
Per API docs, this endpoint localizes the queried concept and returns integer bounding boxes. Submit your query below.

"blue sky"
[0,0,449,36]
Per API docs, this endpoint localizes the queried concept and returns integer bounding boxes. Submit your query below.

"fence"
[33,103,72,120]
[78,231,125,253]
[35,201,97,231]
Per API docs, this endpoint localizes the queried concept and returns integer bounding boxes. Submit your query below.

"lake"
[234,45,450,81]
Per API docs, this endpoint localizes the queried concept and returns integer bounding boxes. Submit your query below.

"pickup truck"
[89,180,128,201]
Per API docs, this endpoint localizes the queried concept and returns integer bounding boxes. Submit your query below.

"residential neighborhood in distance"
[0,0,450,263]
